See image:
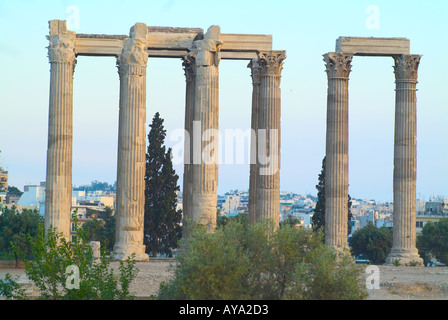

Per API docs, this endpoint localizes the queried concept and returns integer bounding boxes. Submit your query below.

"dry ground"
[1,259,448,300]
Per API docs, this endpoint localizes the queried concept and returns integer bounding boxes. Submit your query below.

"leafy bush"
[392,259,401,267]
[0,273,26,299]
[158,220,367,300]
[1,217,138,300]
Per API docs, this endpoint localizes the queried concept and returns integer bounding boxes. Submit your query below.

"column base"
[112,244,149,262]
[385,248,423,266]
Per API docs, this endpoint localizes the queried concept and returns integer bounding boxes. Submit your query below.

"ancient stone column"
[181,53,196,237]
[385,54,423,265]
[255,51,285,227]
[188,26,221,231]
[45,20,76,239]
[113,23,149,261]
[248,59,261,224]
[323,52,353,248]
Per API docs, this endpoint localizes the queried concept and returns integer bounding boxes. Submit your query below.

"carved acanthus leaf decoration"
[182,53,196,82]
[323,52,353,79]
[258,51,286,77]
[48,32,76,63]
[248,59,261,84]
[393,55,422,82]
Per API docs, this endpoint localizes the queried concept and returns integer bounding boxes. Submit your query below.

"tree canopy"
[417,217,448,265]
[350,222,392,264]
[0,206,43,267]
[81,206,115,254]
[144,112,182,257]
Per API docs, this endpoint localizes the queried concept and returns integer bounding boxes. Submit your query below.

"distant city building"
[72,189,115,209]
[222,195,241,215]
[416,199,447,233]
[17,182,46,215]
[0,167,8,205]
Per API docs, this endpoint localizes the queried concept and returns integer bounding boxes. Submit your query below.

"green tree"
[144,112,182,257]
[417,218,448,265]
[0,206,43,267]
[350,222,392,264]
[280,216,303,228]
[100,206,116,253]
[217,211,249,228]
[158,220,367,300]
[7,186,23,197]
[312,156,353,236]
[82,206,115,254]
[82,218,104,241]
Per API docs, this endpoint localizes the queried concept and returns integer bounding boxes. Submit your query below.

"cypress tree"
[312,157,326,233]
[312,156,353,237]
[144,112,182,257]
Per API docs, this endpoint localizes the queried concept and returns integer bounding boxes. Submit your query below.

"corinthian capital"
[248,59,261,85]
[258,51,286,77]
[193,25,222,67]
[47,20,76,64]
[323,52,353,79]
[393,54,422,82]
[119,23,149,69]
[182,53,196,83]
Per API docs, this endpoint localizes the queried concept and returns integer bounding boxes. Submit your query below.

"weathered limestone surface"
[181,53,196,236]
[113,23,149,261]
[385,54,423,265]
[46,19,286,255]
[45,20,76,238]
[323,52,353,248]
[336,37,410,56]
[248,58,261,224]
[254,51,285,227]
[73,32,272,60]
[187,26,221,231]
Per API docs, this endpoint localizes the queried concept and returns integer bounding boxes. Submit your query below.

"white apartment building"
[17,182,46,215]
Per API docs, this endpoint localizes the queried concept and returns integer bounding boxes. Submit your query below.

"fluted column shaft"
[255,51,285,227]
[323,52,353,248]
[248,59,261,224]
[114,23,149,261]
[188,26,221,232]
[182,54,196,236]
[386,54,423,265]
[45,20,76,239]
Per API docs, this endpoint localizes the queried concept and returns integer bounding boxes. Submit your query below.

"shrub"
[2,216,138,300]
[158,220,367,300]
[392,259,401,267]
[0,273,26,299]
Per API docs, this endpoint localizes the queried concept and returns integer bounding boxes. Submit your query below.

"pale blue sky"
[0,0,446,202]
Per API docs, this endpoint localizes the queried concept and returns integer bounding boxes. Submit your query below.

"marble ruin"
[324,37,423,265]
[45,20,285,261]
[45,20,422,265]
